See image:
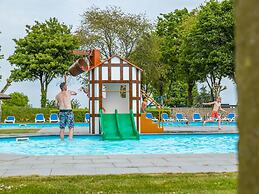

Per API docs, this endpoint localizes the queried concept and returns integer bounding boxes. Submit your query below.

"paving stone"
[50,168,96,176]
[3,169,51,177]
[95,167,141,175]
[138,167,182,173]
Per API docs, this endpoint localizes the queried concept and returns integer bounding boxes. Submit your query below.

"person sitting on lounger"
[55,82,77,140]
[202,96,227,130]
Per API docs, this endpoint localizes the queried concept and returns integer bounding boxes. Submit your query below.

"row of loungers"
[4,113,91,124]
[146,112,236,122]
[3,112,236,124]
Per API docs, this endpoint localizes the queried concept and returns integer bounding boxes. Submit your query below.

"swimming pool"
[0,134,238,156]
[0,121,236,129]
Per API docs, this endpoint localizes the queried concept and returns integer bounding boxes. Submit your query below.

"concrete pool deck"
[0,153,237,177]
[0,125,238,177]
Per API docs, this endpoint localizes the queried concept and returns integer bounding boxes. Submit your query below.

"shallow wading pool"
[0,134,238,156]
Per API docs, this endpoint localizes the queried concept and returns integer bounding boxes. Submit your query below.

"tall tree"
[189,0,234,100]
[8,18,79,107]
[157,9,200,106]
[236,0,259,193]
[0,31,3,82]
[129,33,169,99]
[77,6,151,58]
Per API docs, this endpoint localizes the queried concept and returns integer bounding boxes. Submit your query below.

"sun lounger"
[49,113,59,123]
[35,113,45,123]
[85,113,90,123]
[193,113,202,122]
[162,113,174,122]
[4,116,15,123]
[223,113,236,122]
[146,113,158,122]
[176,113,188,122]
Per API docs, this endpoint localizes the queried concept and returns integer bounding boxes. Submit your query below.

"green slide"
[100,109,139,140]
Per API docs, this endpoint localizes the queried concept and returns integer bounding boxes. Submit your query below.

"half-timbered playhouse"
[69,49,163,138]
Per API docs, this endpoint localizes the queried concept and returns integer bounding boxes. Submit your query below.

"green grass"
[0,173,237,194]
[0,129,40,134]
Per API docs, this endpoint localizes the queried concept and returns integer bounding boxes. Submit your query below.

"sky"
[0,0,237,108]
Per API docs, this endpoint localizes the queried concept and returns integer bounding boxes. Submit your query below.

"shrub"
[146,108,171,119]
[1,105,88,123]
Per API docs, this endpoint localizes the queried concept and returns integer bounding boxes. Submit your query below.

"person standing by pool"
[202,96,227,130]
[55,82,77,140]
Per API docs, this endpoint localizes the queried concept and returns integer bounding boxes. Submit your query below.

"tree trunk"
[187,81,194,106]
[40,82,48,108]
[236,0,259,193]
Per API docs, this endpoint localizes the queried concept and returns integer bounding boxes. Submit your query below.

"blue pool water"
[0,121,236,129]
[0,134,238,156]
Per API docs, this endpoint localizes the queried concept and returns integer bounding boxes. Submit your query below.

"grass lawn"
[0,173,237,194]
[0,129,40,134]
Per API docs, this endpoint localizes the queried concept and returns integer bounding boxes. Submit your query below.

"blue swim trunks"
[59,110,74,129]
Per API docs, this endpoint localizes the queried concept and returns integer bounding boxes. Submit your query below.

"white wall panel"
[102,67,108,80]
[95,84,99,97]
[95,100,99,113]
[111,67,120,80]
[133,100,137,113]
[94,67,99,80]
[132,83,137,97]
[123,67,129,80]
[132,67,137,80]
[111,56,120,64]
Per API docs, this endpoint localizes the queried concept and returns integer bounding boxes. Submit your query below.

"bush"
[146,108,171,119]
[1,105,88,123]
[50,109,88,122]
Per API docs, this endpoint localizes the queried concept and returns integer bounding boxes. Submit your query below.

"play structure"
[68,49,164,140]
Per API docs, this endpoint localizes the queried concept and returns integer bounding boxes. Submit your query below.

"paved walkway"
[0,153,237,177]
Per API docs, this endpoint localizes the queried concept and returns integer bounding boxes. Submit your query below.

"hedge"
[146,108,171,119]
[1,106,88,123]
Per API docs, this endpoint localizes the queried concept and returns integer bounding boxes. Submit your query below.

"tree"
[236,0,259,193]
[8,18,79,107]
[0,31,3,82]
[188,0,234,100]
[193,86,211,107]
[77,6,151,58]
[129,33,169,99]
[3,92,29,107]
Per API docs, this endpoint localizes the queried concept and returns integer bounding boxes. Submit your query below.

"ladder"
[141,90,164,127]
[141,90,162,109]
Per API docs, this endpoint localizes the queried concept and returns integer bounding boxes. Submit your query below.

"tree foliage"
[3,92,29,107]
[186,0,234,100]
[129,33,169,98]
[8,18,79,107]
[77,6,151,58]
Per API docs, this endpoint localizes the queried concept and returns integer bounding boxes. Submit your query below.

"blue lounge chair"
[162,113,174,122]
[35,113,45,123]
[146,113,158,122]
[176,113,188,122]
[49,113,59,123]
[85,113,90,123]
[223,113,236,122]
[4,116,15,123]
[193,113,202,122]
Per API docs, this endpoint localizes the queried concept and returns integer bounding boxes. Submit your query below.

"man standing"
[55,82,77,140]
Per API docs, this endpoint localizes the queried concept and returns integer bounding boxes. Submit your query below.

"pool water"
[0,121,236,129]
[0,134,238,156]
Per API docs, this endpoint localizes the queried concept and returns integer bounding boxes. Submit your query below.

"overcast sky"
[0,0,237,107]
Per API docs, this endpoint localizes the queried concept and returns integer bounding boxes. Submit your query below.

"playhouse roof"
[89,55,144,72]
